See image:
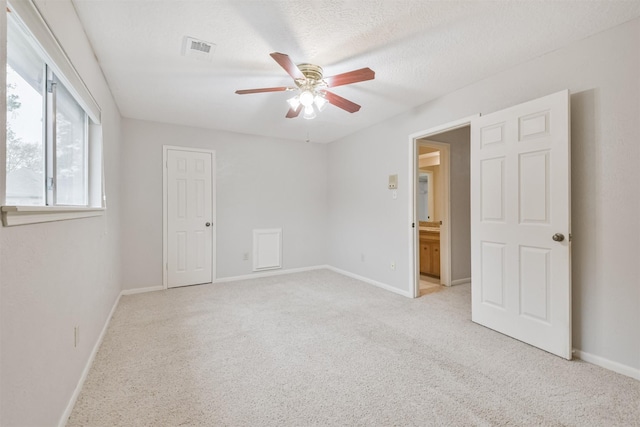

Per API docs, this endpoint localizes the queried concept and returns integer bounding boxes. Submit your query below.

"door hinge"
[569,233,572,242]
[47,80,56,93]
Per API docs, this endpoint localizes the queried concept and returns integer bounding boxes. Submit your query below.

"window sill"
[1,205,105,227]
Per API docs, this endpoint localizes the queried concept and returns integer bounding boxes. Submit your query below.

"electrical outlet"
[243,252,249,261]
[390,262,396,271]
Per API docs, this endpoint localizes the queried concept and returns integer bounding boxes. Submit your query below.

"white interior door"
[166,149,214,288]
[470,90,571,359]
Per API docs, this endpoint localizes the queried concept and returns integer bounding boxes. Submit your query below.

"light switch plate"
[388,174,398,189]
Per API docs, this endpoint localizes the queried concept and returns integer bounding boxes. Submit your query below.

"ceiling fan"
[235,52,375,119]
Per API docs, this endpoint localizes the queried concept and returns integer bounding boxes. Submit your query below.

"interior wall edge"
[326,266,413,298]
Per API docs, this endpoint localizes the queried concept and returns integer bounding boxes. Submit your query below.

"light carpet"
[68,269,640,426]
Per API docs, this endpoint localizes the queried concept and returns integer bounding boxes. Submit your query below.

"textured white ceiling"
[71,0,640,143]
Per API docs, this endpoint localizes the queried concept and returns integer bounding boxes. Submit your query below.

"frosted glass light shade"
[314,94,327,111]
[303,105,316,120]
[299,90,314,107]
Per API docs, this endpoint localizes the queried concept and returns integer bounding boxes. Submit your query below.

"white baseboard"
[325,266,413,298]
[216,265,327,283]
[58,291,122,427]
[573,349,640,380]
[121,285,164,295]
[451,277,471,286]
[118,267,328,295]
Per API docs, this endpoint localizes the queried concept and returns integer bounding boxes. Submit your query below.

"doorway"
[416,145,443,296]
[409,116,476,298]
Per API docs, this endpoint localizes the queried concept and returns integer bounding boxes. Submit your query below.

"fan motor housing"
[297,63,324,83]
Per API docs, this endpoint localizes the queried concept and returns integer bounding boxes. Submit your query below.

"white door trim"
[162,145,216,289]
[408,115,479,298]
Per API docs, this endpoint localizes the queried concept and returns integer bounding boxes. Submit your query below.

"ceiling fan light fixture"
[235,53,374,119]
[303,105,316,120]
[299,90,315,107]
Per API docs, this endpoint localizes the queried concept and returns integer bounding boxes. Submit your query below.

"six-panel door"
[470,90,572,359]
[167,149,213,288]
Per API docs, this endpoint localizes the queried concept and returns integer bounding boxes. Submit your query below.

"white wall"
[121,119,328,289]
[0,1,123,425]
[328,19,640,372]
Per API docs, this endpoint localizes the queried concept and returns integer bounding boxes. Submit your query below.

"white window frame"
[2,0,104,226]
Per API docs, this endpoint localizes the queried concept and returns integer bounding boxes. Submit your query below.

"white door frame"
[162,145,216,289]
[408,115,479,298]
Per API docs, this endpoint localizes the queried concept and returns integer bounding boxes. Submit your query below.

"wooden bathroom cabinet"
[419,231,440,278]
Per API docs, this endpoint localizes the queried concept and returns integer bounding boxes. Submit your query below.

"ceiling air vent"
[182,36,216,61]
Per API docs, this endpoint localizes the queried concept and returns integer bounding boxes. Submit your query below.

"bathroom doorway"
[410,118,473,298]
[416,145,443,296]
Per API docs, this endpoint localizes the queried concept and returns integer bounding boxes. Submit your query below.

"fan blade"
[270,52,305,80]
[235,86,290,95]
[286,104,303,118]
[325,68,375,88]
[324,91,361,113]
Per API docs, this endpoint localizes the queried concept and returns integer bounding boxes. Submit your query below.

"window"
[53,74,89,206]
[6,19,45,205]
[3,4,103,225]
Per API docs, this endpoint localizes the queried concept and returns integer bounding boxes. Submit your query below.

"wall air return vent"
[182,36,216,61]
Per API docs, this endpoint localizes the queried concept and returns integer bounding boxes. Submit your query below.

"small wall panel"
[253,228,282,271]
[519,150,550,224]
[481,242,506,308]
[480,157,505,222]
[519,246,550,323]
[519,110,550,141]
